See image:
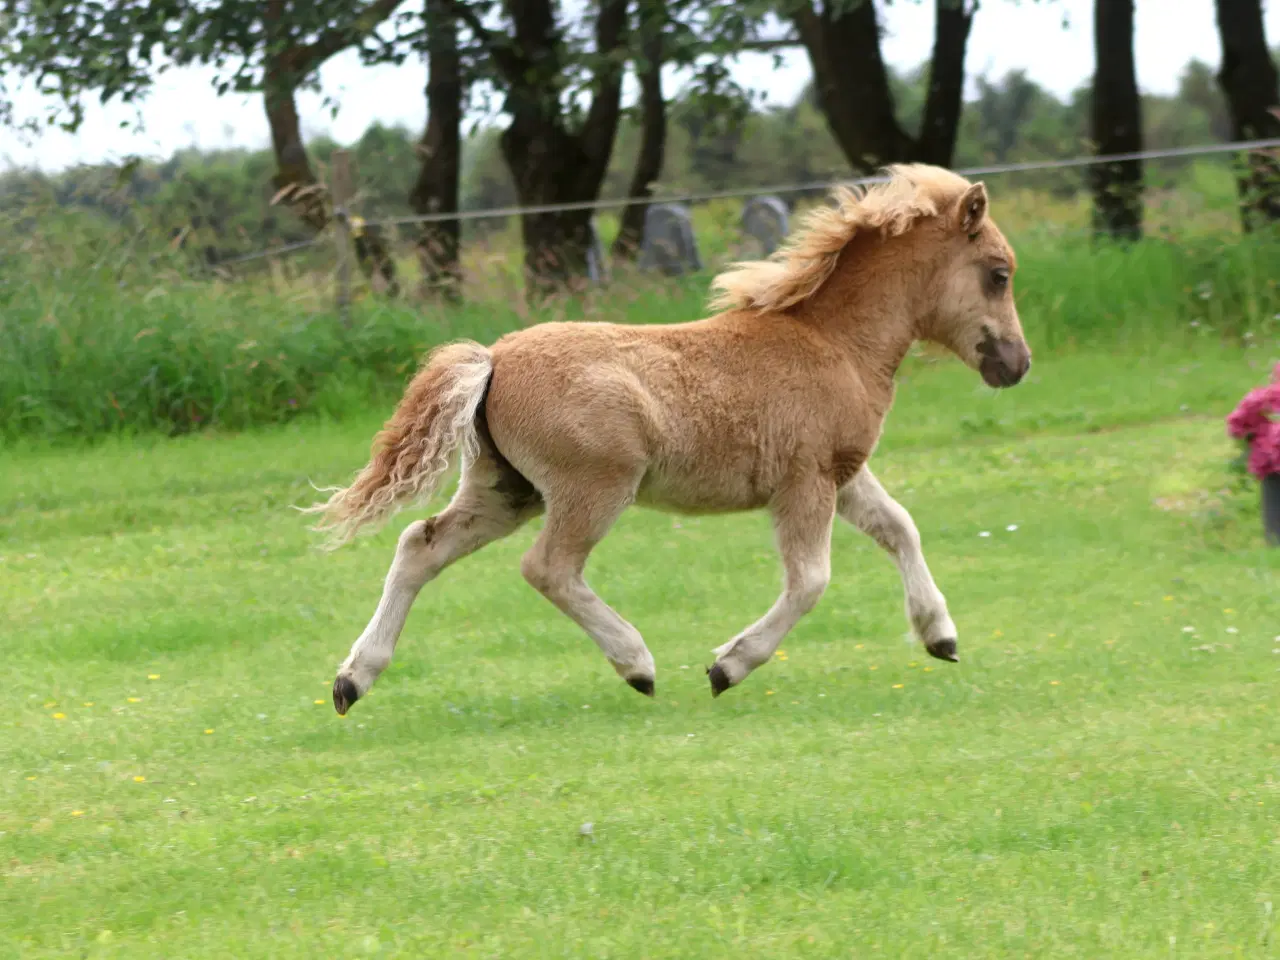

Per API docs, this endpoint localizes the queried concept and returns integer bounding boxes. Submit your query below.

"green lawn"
[2,344,1279,958]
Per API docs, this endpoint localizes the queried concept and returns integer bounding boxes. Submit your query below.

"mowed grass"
[2,344,1279,958]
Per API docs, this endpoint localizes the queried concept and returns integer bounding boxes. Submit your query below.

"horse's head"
[921,181,1031,389]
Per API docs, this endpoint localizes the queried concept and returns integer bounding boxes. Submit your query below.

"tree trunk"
[792,0,909,172]
[410,0,463,300]
[261,0,398,292]
[492,0,628,297]
[1090,0,1143,241]
[612,0,666,261]
[264,79,327,231]
[916,0,977,165]
[1215,0,1280,229]
[792,0,975,172]
[500,117,603,296]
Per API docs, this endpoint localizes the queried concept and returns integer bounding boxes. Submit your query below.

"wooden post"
[331,149,354,325]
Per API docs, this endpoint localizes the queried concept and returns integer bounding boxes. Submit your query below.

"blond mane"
[708,163,976,315]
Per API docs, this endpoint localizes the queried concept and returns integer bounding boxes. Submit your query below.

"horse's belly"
[634,462,773,515]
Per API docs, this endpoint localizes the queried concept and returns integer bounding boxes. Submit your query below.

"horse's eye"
[990,267,1010,289]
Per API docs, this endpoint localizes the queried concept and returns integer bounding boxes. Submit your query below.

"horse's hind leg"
[331,451,542,715]
[707,474,836,696]
[519,482,657,696]
[837,466,958,662]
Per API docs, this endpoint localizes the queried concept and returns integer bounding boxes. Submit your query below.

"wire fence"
[211,137,1280,274]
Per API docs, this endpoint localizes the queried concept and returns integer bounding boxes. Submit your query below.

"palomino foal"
[305,164,1031,715]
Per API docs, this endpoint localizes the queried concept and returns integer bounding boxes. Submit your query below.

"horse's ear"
[957,182,988,238]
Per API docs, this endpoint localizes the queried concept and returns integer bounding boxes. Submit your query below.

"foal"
[304,164,1031,715]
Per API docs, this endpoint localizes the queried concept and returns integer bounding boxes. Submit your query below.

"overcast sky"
[3,0,1277,172]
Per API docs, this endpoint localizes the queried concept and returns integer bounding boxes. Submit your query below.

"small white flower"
[1225,627,1238,635]
[979,531,991,538]
[1006,524,1018,532]
[1182,626,1195,633]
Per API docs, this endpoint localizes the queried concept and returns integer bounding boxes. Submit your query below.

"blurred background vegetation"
[0,59,1247,261]
[1,1,1278,445]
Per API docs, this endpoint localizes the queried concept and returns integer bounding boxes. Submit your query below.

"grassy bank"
[2,224,1279,444]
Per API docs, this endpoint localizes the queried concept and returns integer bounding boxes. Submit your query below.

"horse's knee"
[790,563,830,615]
[520,549,557,599]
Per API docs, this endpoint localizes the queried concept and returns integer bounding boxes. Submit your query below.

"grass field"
[3,340,1279,957]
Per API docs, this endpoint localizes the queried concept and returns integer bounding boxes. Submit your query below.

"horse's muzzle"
[978,336,1031,388]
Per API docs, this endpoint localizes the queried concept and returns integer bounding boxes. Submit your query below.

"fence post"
[331,149,354,325]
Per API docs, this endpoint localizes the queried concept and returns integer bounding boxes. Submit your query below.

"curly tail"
[300,340,493,548]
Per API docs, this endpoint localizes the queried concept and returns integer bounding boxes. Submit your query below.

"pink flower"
[1227,369,1280,477]
[1227,385,1277,438]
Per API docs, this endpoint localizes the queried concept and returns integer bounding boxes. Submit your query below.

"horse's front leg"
[707,474,836,695]
[837,466,959,662]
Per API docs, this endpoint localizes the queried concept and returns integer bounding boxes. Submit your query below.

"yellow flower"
[1050,681,1060,686]
[127,698,141,703]
[1163,596,1173,602]
[869,665,878,671]
[204,729,214,735]
[147,674,160,681]
[314,699,325,705]
[83,702,94,707]
[924,666,933,672]
[71,810,84,817]
[892,684,904,689]
[992,629,1003,638]
[854,644,864,650]
[25,776,36,781]
[1049,633,1057,638]
[52,713,66,720]
[133,776,146,783]
[1223,608,1234,615]
[765,690,775,696]
[775,650,786,658]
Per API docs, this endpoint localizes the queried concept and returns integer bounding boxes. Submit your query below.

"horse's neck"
[795,239,926,391]
[798,300,916,398]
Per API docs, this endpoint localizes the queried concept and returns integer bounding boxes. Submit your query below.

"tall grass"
[2,166,1279,444]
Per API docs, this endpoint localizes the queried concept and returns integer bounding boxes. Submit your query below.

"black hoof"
[626,676,655,697]
[333,675,360,716]
[926,638,959,663]
[707,663,732,697]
